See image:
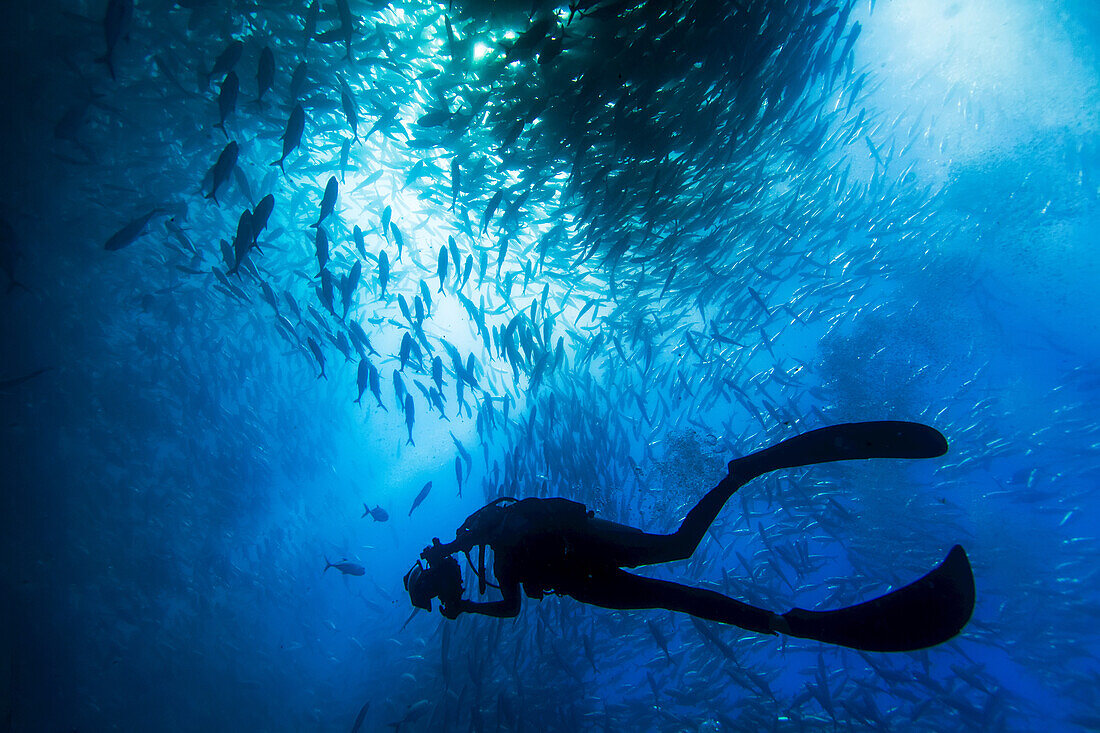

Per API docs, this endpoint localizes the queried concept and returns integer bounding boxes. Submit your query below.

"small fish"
[214,71,238,136]
[0,367,52,392]
[324,556,365,576]
[104,209,162,251]
[417,109,451,127]
[381,205,391,238]
[97,0,133,81]
[313,176,338,227]
[251,194,275,240]
[354,359,370,404]
[256,47,275,102]
[207,40,244,86]
[227,208,253,275]
[205,140,239,204]
[437,245,448,293]
[418,280,432,317]
[404,394,416,446]
[481,189,503,235]
[361,504,388,522]
[307,336,326,379]
[339,79,359,142]
[390,224,404,261]
[271,103,305,172]
[289,60,308,100]
[350,701,370,733]
[353,225,366,258]
[450,432,472,472]
[314,228,329,276]
[408,480,431,516]
[367,363,385,410]
[302,0,319,47]
[450,158,460,209]
[377,249,389,297]
[389,700,430,731]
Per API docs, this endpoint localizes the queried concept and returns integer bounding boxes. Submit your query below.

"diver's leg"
[604,421,950,568]
[567,568,778,635]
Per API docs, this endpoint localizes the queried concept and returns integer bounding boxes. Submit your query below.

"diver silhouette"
[404,421,975,652]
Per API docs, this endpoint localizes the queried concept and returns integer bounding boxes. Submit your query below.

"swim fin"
[780,544,975,652]
[730,421,948,476]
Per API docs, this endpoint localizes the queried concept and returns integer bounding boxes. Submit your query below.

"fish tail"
[324,556,332,572]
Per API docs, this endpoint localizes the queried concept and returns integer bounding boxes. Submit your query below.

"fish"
[214,71,238,136]
[0,368,53,392]
[324,557,365,576]
[417,109,451,127]
[418,280,432,317]
[381,205,391,238]
[353,225,366,258]
[646,620,672,663]
[334,0,356,60]
[354,359,370,404]
[227,208,254,275]
[481,189,503,235]
[271,104,305,172]
[314,228,329,276]
[454,456,463,497]
[302,0,319,47]
[436,245,448,293]
[104,209,163,251]
[206,40,244,86]
[389,700,430,733]
[377,249,389,297]
[404,394,416,445]
[289,60,308,100]
[350,701,370,733]
[450,432,472,473]
[205,141,238,204]
[367,362,385,410]
[450,158,460,209]
[341,260,361,317]
[251,194,275,241]
[390,224,404,261]
[97,0,133,81]
[408,481,431,516]
[339,79,359,142]
[361,504,388,522]
[307,336,326,379]
[256,47,274,102]
[313,176,338,228]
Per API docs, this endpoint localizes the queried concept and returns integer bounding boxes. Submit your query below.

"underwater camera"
[403,553,462,612]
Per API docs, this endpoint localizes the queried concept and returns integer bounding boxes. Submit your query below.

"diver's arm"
[445,582,521,619]
[421,534,477,562]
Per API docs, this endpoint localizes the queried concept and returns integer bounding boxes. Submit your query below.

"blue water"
[2,0,1098,730]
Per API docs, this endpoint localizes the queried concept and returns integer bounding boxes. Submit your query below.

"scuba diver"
[404,421,976,652]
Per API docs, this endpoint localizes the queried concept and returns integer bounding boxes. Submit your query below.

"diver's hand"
[440,600,464,619]
[421,538,445,564]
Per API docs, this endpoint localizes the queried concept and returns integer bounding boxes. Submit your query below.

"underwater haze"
[2,0,1099,730]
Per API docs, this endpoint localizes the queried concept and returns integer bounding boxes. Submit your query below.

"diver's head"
[404,554,463,612]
